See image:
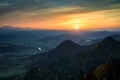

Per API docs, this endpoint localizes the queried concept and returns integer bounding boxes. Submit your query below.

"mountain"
[55,40,81,53]
[0,26,34,31]
[0,36,120,80]
[33,40,83,63]
[0,26,18,30]
[111,34,120,41]
[0,26,120,52]
[0,27,120,79]
[89,36,120,58]
[22,36,120,80]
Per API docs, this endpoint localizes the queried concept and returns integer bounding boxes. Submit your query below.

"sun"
[74,24,79,30]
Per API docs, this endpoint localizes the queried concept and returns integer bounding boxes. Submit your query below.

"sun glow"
[73,19,80,30]
[0,8,119,30]
[74,24,80,30]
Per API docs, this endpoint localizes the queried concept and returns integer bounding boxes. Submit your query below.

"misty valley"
[0,27,120,80]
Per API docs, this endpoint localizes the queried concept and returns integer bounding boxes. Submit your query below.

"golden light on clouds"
[0,6,120,30]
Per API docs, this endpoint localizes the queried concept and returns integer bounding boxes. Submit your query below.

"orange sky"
[0,0,120,30]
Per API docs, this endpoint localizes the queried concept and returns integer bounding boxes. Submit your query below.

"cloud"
[0,3,11,7]
[0,0,119,16]
[0,0,120,29]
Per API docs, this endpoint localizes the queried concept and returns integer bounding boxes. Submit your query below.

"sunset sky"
[0,0,120,30]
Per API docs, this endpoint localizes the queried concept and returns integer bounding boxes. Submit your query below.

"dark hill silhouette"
[35,40,83,58]
[98,36,117,48]
[89,36,120,59]
[53,40,82,55]
[56,40,80,49]
[33,36,120,68]
[100,36,116,44]
[2,36,120,80]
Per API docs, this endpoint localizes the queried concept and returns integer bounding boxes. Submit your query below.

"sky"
[0,0,120,30]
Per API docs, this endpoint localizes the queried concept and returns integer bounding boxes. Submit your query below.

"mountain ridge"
[33,36,120,68]
[1,36,120,80]
[23,36,120,80]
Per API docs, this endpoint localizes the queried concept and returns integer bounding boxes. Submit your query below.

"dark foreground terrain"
[0,36,120,80]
